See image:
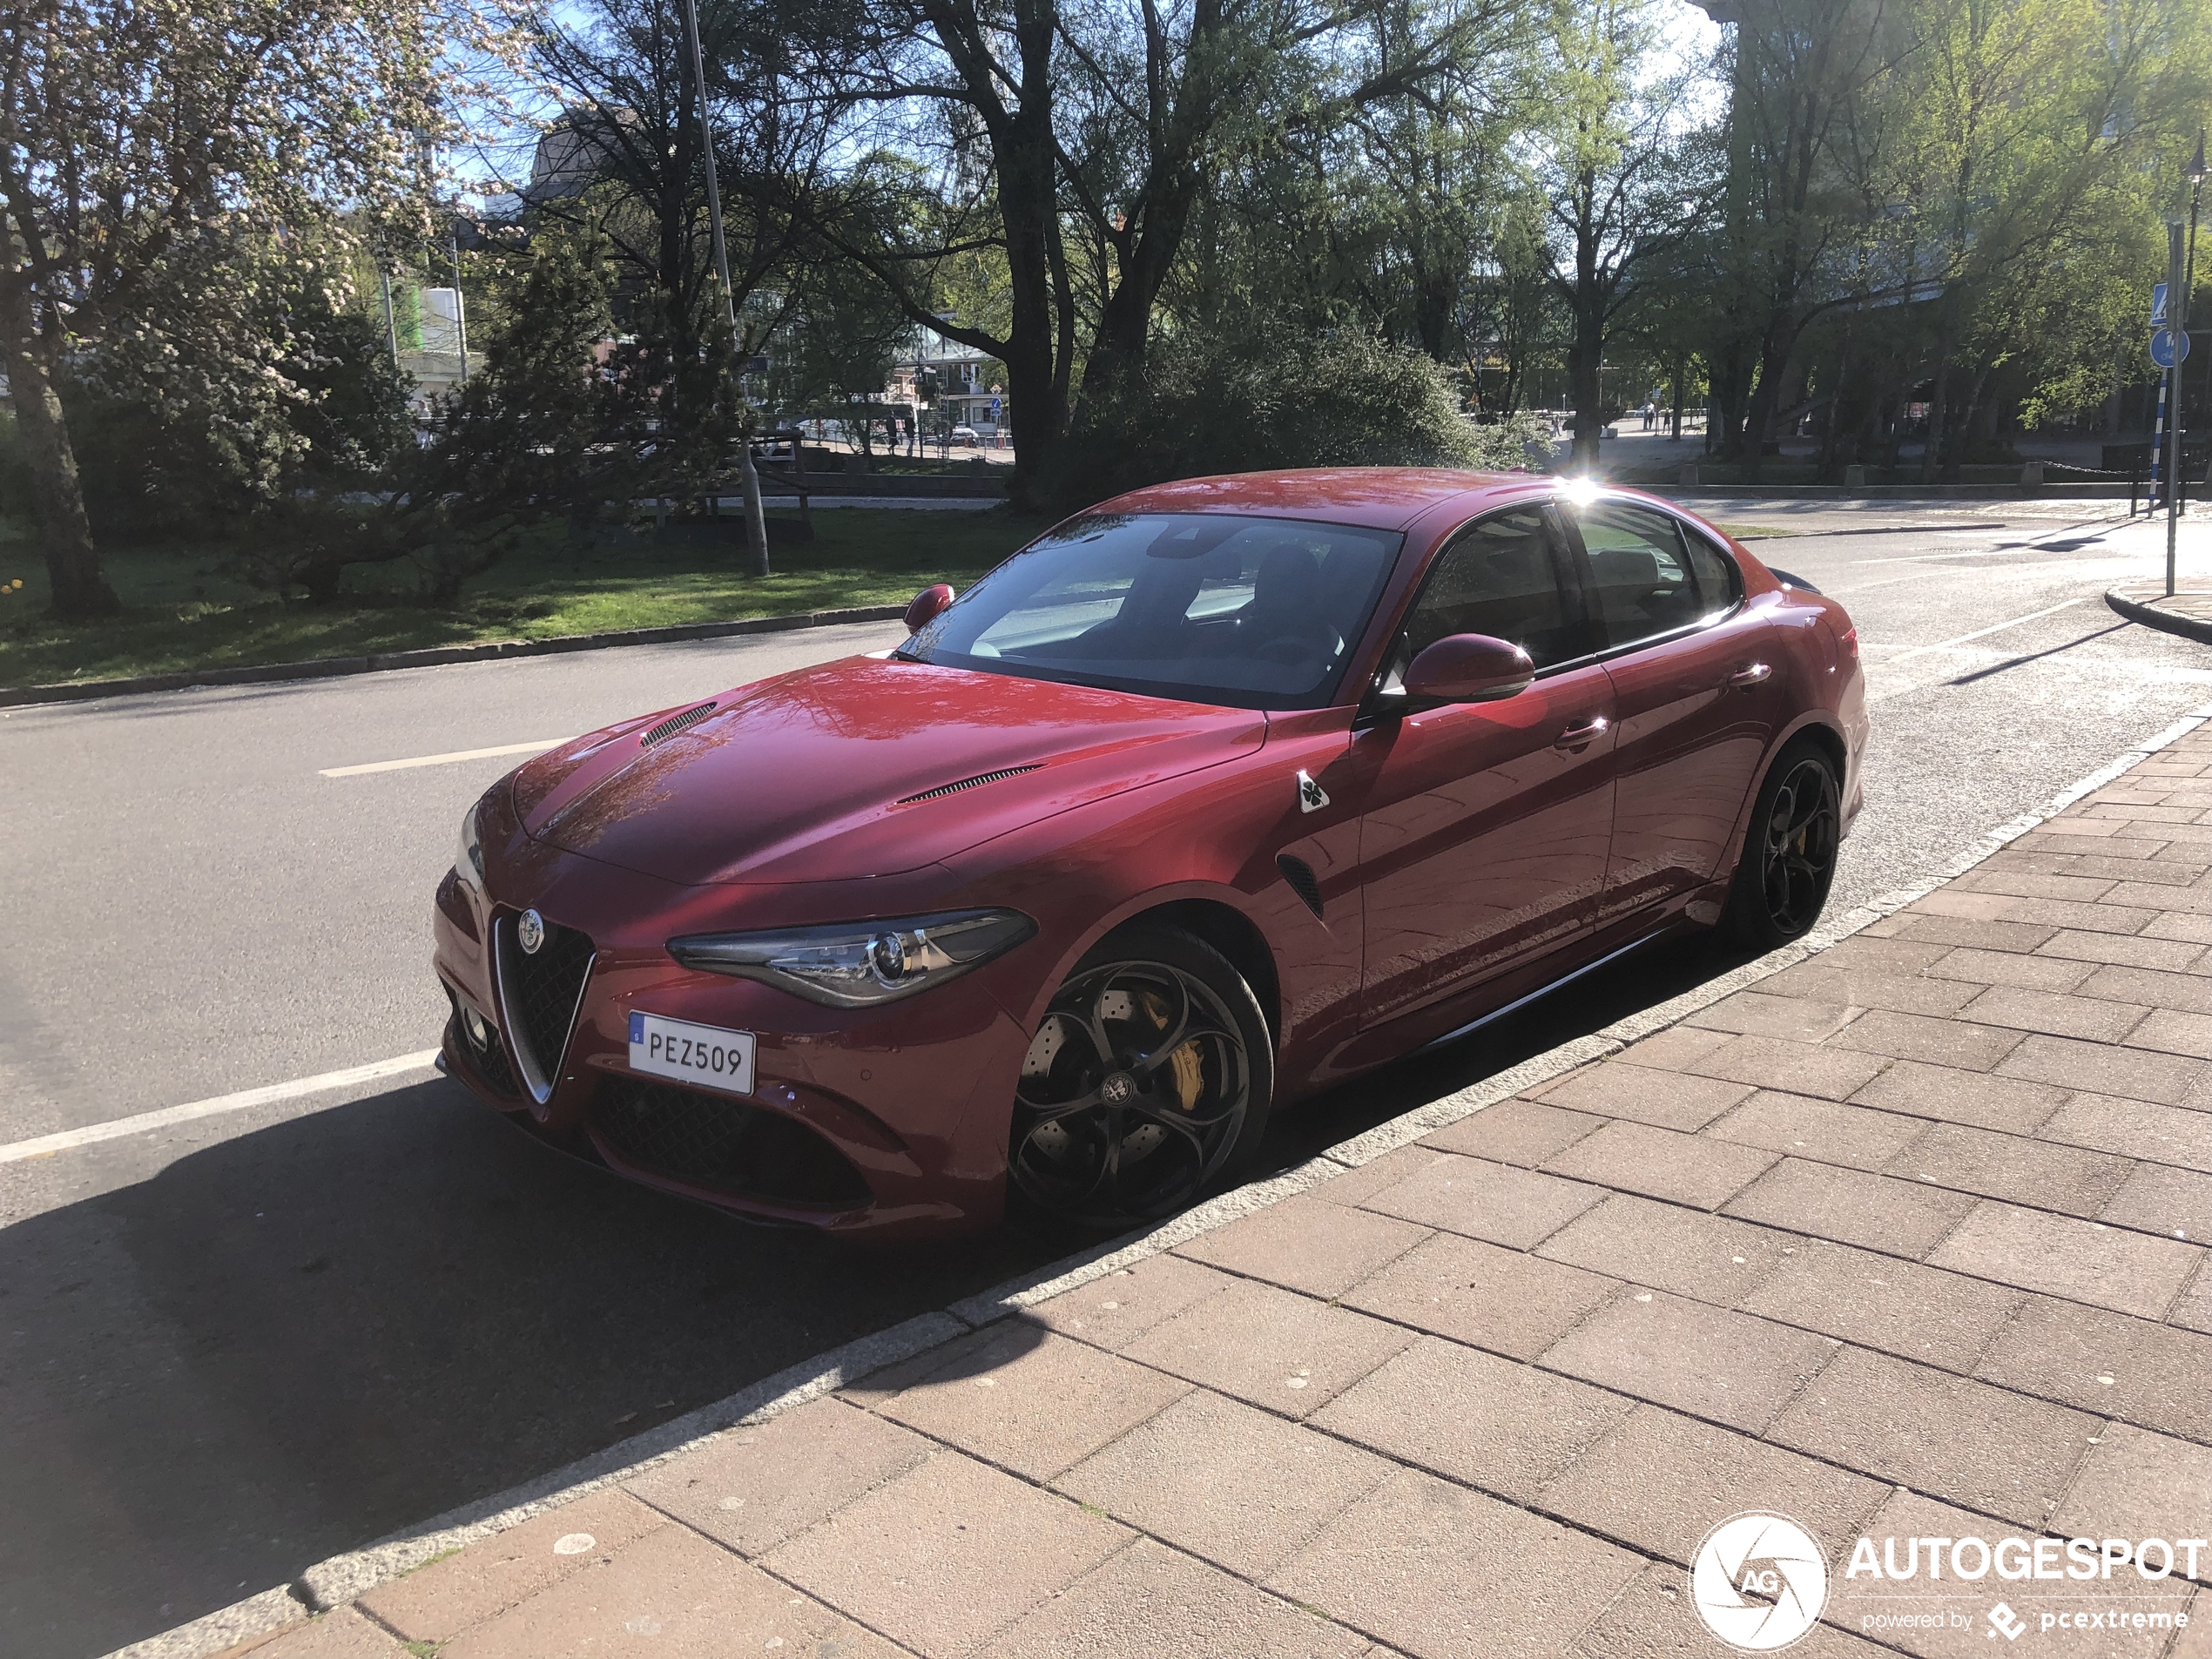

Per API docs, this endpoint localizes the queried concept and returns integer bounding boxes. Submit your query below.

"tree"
[0,0,459,617]
[1890,0,2209,478]
[1699,0,1896,475]
[1524,0,1716,468]
[822,0,1515,507]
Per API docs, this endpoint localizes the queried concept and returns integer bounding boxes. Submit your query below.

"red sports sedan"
[433,469,1865,1237]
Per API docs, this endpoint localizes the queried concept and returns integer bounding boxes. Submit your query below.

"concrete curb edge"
[0,605,910,711]
[2107,588,2212,649]
[105,699,2212,1659]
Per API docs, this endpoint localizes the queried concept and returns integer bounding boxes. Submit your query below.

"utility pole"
[2171,135,2206,597]
[678,0,770,578]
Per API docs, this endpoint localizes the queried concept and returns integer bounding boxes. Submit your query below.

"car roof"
[1092,468,1548,532]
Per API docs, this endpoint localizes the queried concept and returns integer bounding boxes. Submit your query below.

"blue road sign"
[2153,327,2192,368]
[2153,282,2168,326]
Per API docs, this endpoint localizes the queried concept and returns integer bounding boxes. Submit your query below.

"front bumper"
[432,842,1030,1238]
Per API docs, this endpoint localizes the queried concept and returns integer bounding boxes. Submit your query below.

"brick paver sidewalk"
[222,732,2212,1659]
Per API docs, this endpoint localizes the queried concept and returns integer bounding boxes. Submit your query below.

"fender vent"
[899,764,1042,805]
[1278,853,1324,920]
[640,702,718,745]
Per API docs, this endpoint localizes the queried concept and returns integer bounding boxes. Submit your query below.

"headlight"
[667,908,1035,1008]
[455,802,486,891]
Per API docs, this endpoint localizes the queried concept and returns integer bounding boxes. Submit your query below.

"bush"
[64,226,412,541]
[1052,328,1548,507]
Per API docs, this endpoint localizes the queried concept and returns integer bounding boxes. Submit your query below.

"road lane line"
[0,1050,441,1164]
[320,739,570,778]
[1875,597,2088,668]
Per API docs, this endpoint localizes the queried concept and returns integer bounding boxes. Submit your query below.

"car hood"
[514,657,1268,886]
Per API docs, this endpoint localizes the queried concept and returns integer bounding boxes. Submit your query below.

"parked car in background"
[433,469,1866,1238]
[949,425,981,447]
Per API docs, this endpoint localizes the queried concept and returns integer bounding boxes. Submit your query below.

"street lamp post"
[678,0,770,578]
[2171,133,2205,597]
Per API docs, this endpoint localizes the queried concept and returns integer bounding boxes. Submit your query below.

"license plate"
[628,1011,756,1096]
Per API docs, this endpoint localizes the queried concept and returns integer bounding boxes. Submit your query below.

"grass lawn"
[0,507,1046,691]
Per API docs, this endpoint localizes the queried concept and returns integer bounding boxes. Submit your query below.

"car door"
[1563,497,1783,927]
[1356,503,1618,1029]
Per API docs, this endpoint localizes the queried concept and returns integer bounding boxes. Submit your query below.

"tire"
[1726,738,1843,950]
[1007,924,1274,1232]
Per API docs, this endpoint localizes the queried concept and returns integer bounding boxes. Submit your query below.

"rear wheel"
[1727,740,1842,949]
[1008,926,1273,1232]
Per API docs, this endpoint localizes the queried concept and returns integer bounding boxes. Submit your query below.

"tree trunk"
[0,274,119,620]
[1565,191,1606,472]
[1817,333,1851,480]
[990,78,1068,509]
[1740,314,1804,485]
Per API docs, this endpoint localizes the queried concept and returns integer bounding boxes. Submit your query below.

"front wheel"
[1008,926,1273,1232]
[1726,740,1842,949]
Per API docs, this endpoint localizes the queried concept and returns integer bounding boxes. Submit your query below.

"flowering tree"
[0,0,475,617]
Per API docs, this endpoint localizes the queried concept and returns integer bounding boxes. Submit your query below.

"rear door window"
[1576,501,1733,650]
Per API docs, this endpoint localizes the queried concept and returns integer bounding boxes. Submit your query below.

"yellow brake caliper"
[1138,988,1206,1111]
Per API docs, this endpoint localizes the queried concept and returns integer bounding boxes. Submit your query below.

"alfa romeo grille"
[899,764,1042,805]
[592,1078,871,1207]
[495,915,595,1103]
[640,701,718,745]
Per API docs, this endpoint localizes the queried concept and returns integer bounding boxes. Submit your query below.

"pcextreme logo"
[1692,1512,1830,1652]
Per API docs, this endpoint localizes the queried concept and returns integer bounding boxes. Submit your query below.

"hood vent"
[640,702,718,746]
[899,763,1042,805]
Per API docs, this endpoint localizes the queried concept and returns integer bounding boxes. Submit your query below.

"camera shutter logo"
[1691,1512,1829,1652]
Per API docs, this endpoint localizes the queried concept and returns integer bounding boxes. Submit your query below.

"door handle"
[1554,716,1609,752]
[1728,662,1772,688]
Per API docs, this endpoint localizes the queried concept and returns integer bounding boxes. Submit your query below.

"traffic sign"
[2153,327,2192,368]
[2153,282,2168,326]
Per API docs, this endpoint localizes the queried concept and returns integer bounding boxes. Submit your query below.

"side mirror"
[903,583,955,633]
[1402,633,1534,703]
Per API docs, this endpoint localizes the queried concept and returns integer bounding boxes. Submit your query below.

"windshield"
[900,512,1404,710]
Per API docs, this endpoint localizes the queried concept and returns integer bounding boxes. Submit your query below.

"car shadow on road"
[0,1081,1057,1659]
[0,926,1756,1659]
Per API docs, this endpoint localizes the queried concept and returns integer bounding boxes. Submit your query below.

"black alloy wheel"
[1008,927,1272,1231]
[1729,743,1841,948]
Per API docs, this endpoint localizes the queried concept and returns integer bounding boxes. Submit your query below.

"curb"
[102,701,2212,1659]
[2107,588,2212,648]
[0,604,910,711]
[1661,482,2137,500]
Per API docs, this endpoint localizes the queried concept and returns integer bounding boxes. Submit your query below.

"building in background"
[889,323,1002,436]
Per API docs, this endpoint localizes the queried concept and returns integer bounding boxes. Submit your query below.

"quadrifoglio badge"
[1689,1512,2204,1651]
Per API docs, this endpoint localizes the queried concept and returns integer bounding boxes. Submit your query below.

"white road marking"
[1874,597,2088,668]
[320,739,570,778]
[0,1050,441,1164]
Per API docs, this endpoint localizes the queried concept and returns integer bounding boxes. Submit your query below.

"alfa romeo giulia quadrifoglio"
[432,469,1866,1237]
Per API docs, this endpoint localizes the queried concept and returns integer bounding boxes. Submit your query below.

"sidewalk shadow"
[0,1078,1052,1659]
[1264,927,1765,1168]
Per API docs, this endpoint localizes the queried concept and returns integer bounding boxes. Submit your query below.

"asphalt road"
[3,497,2208,1657]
